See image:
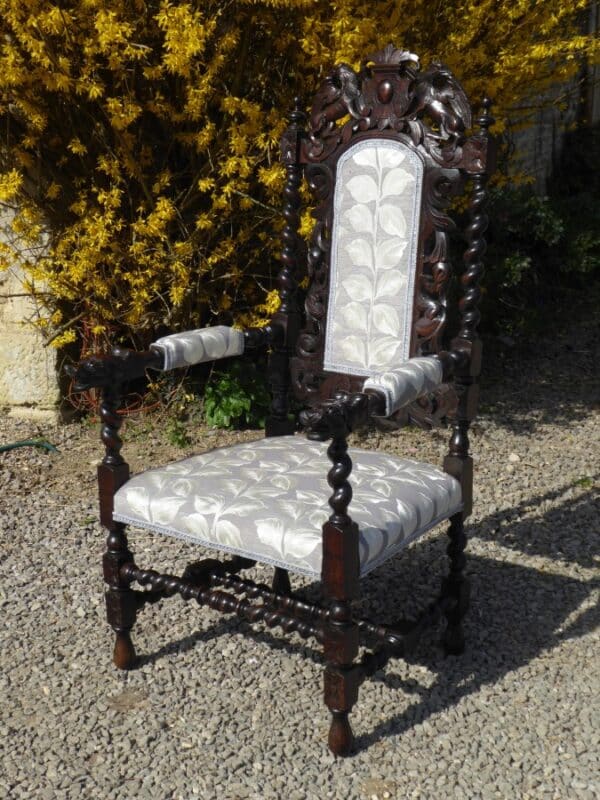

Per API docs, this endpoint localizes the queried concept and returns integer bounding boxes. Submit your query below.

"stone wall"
[510,103,576,193]
[0,213,59,418]
[509,6,600,191]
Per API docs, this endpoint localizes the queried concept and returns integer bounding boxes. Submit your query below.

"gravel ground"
[1,308,598,800]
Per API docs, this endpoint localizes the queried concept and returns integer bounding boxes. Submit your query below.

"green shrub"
[203,360,270,429]
[481,172,599,334]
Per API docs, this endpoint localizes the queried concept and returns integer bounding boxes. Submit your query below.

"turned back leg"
[322,432,361,757]
[442,513,470,655]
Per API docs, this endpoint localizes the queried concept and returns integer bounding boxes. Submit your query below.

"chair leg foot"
[324,660,360,757]
[442,622,465,656]
[104,525,138,670]
[328,710,355,757]
[113,630,137,670]
[442,575,470,656]
[105,581,138,670]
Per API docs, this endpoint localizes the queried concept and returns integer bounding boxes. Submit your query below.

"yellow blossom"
[0,0,595,348]
[0,169,23,202]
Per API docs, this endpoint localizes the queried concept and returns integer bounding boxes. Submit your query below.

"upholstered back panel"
[323,139,424,377]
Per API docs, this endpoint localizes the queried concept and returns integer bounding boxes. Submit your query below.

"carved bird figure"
[309,63,369,136]
[410,64,472,139]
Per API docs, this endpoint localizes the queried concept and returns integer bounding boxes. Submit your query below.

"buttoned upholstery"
[113,436,462,578]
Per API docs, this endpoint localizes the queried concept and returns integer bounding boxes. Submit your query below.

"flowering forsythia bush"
[0,0,597,349]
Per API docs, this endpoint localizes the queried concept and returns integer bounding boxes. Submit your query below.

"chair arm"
[65,347,163,392]
[362,356,445,417]
[66,323,280,391]
[300,391,386,442]
[150,325,245,371]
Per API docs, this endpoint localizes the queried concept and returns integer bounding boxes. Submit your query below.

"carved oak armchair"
[69,45,495,756]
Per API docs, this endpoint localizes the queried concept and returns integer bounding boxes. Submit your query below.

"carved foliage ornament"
[305,46,487,173]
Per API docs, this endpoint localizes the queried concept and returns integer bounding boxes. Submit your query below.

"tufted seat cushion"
[113,436,462,578]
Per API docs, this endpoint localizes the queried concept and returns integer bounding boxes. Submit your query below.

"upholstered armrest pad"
[363,356,444,416]
[150,326,245,371]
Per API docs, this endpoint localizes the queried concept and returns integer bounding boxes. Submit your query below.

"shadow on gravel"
[137,616,248,668]
[135,487,598,754]
[473,484,599,569]
[480,311,599,434]
[357,485,599,750]
[355,555,598,752]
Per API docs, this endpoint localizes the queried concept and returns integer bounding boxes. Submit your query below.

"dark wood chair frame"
[70,45,495,756]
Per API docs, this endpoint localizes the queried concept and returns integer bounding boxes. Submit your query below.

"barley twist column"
[443,98,494,654]
[322,416,360,756]
[99,383,137,669]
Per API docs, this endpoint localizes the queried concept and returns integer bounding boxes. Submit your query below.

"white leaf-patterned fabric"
[151,326,244,371]
[364,356,444,416]
[113,436,461,578]
[324,139,423,376]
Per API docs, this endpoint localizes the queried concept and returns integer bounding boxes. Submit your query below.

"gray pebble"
[1,313,599,799]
